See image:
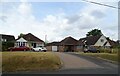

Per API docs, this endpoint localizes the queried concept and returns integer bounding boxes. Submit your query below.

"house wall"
[15,38,28,47]
[46,46,52,51]
[59,46,64,52]
[76,46,83,52]
[58,45,78,52]
[94,35,111,47]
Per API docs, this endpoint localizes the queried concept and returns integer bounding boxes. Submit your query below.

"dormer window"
[101,39,104,42]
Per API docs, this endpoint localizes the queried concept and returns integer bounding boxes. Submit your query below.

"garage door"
[52,46,57,52]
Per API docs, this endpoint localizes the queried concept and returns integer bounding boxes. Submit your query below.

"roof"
[0,34,15,42]
[79,35,101,45]
[107,39,118,46]
[46,42,60,46]
[17,33,44,42]
[60,36,78,45]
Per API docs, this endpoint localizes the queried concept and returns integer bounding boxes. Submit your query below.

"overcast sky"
[0,0,119,42]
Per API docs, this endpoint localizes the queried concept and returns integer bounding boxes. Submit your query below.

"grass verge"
[2,52,62,73]
[76,52,118,63]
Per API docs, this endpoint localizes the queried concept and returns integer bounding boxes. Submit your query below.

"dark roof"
[17,33,44,42]
[107,39,118,46]
[79,35,101,45]
[46,42,60,46]
[77,40,84,46]
[60,36,78,45]
[0,34,15,42]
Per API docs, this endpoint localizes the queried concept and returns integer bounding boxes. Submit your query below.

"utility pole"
[45,35,47,45]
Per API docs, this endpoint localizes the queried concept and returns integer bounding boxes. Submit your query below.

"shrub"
[2,42,14,51]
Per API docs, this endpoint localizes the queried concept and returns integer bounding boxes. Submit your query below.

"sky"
[0,0,119,42]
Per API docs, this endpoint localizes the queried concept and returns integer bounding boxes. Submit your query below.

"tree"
[86,29,102,37]
[18,33,25,38]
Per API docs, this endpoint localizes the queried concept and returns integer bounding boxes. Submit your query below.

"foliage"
[99,48,118,54]
[86,29,102,37]
[2,42,14,51]
[18,33,25,38]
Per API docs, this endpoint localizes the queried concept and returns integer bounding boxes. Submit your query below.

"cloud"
[0,2,118,42]
[90,10,105,19]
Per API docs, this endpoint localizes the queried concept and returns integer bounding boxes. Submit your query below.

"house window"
[101,39,104,42]
[2,39,7,42]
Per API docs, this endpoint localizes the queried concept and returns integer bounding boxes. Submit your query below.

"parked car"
[8,46,32,51]
[32,46,47,52]
[83,46,100,53]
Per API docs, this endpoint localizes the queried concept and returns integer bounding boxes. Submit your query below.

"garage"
[52,46,58,52]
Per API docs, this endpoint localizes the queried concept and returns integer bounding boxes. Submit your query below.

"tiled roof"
[17,33,44,42]
[79,35,101,45]
[107,39,117,46]
[46,42,60,46]
[60,36,78,45]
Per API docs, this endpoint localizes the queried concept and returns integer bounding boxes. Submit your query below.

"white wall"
[94,35,111,46]
[16,38,27,42]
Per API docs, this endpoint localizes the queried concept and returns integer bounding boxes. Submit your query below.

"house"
[15,33,44,48]
[60,36,78,52]
[0,34,15,51]
[46,36,79,52]
[79,35,111,48]
[107,38,118,48]
[46,42,60,52]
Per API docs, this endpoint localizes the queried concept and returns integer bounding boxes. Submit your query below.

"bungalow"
[60,36,78,52]
[46,36,79,52]
[0,34,15,51]
[15,33,44,48]
[79,35,112,48]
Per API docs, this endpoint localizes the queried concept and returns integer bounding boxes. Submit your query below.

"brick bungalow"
[15,33,44,48]
[46,36,80,52]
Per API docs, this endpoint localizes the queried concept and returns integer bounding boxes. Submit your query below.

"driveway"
[6,52,118,74]
[54,52,101,70]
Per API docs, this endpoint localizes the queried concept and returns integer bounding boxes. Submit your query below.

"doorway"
[64,45,74,52]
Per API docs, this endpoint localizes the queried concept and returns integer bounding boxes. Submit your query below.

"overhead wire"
[82,0,119,9]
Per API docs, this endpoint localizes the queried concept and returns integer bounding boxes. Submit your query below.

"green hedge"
[99,48,118,54]
[2,42,14,51]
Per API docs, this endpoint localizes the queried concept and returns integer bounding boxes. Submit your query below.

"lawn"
[2,52,62,73]
[76,52,118,63]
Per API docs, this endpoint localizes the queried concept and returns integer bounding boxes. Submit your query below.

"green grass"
[2,52,62,73]
[76,52,118,62]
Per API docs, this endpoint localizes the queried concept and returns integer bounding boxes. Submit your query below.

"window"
[101,39,104,42]
[2,39,7,42]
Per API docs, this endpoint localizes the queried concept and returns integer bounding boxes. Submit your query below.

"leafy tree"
[86,29,102,37]
[18,33,25,38]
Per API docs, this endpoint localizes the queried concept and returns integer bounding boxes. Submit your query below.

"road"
[5,52,118,74]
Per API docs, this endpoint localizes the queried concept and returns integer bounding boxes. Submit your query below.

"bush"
[99,48,112,53]
[99,48,118,54]
[2,42,14,51]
